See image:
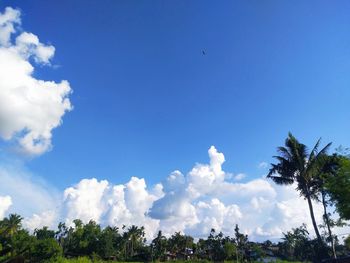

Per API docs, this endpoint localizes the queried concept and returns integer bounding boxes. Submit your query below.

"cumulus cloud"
[0,195,12,218]
[149,146,278,238]
[0,146,341,242]
[62,177,160,240]
[0,6,72,155]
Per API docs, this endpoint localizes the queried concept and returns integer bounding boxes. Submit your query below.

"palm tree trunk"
[306,191,323,244]
[321,189,337,259]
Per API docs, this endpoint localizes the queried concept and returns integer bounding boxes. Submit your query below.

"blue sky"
[0,1,349,240]
[1,0,349,188]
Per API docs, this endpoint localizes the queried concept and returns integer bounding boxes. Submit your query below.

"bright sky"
[0,1,349,241]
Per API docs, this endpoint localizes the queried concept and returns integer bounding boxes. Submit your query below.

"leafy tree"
[310,153,340,259]
[206,229,225,261]
[280,224,312,261]
[61,219,102,257]
[325,155,350,220]
[345,235,350,250]
[267,133,331,246]
[234,224,249,262]
[195,238,207,259]
[151,230,167,261]
[97,226,121,259]
[166,231,194,260]
[0,214,26,259]
[35,226,56,240]
[32,237,62,262]
[0,214,23,238]
[81,220,101,256]
[223,240,236,260]
[123,225,146,259]
[56,222,69,250]
[10,229,36,260]
[250,243,265,260]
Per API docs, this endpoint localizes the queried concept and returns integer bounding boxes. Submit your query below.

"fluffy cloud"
[62,177,160,240]
[0,195,12,219]
[0,7,72,155]
[24,210,57,230]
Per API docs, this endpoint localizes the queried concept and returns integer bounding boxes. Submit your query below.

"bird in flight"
[202,50,206,55]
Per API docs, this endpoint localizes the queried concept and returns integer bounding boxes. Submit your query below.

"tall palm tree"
[267,133,331,245]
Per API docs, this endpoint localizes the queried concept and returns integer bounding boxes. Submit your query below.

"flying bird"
[202,50,206,55]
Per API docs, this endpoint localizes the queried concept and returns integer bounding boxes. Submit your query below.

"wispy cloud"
[258,161,269,169]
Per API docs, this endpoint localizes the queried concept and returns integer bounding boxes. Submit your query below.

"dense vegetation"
[2,215,349,263]
[0,134,349,263]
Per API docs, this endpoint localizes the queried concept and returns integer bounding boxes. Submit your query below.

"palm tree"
[125,225,145,258]
[151,230,167,261]
[0,214,23,258]
[0,214,22,238]
[267,133,331,245]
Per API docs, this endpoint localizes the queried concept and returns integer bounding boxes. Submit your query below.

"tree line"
[0,133,349,262]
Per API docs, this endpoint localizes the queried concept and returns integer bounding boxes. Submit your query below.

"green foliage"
[35,226,56,240]
[32,238,63,262]
[97,226,121,259]
[151,230,167,260]
[345,235,350,250]
[167,231,194,256]
[223,241,235,259]
[325,156,350,220]
[279,224,311,261]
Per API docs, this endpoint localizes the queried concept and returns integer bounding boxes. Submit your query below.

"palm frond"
[277,146,292,160]
[286,133,307,173]
[308,138,321,162]
[267,174,294,185]
[305,142,332,178]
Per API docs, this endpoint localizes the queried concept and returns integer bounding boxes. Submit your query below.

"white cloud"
[63,178,110,224]
[189,199,242,236]
[62,177,160,241]
[0,195,12,219]
[24,210,57,230]
[253,184,324,240]
[149,146,277,238]
[0,7,20,46]
[0,6,72,155]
